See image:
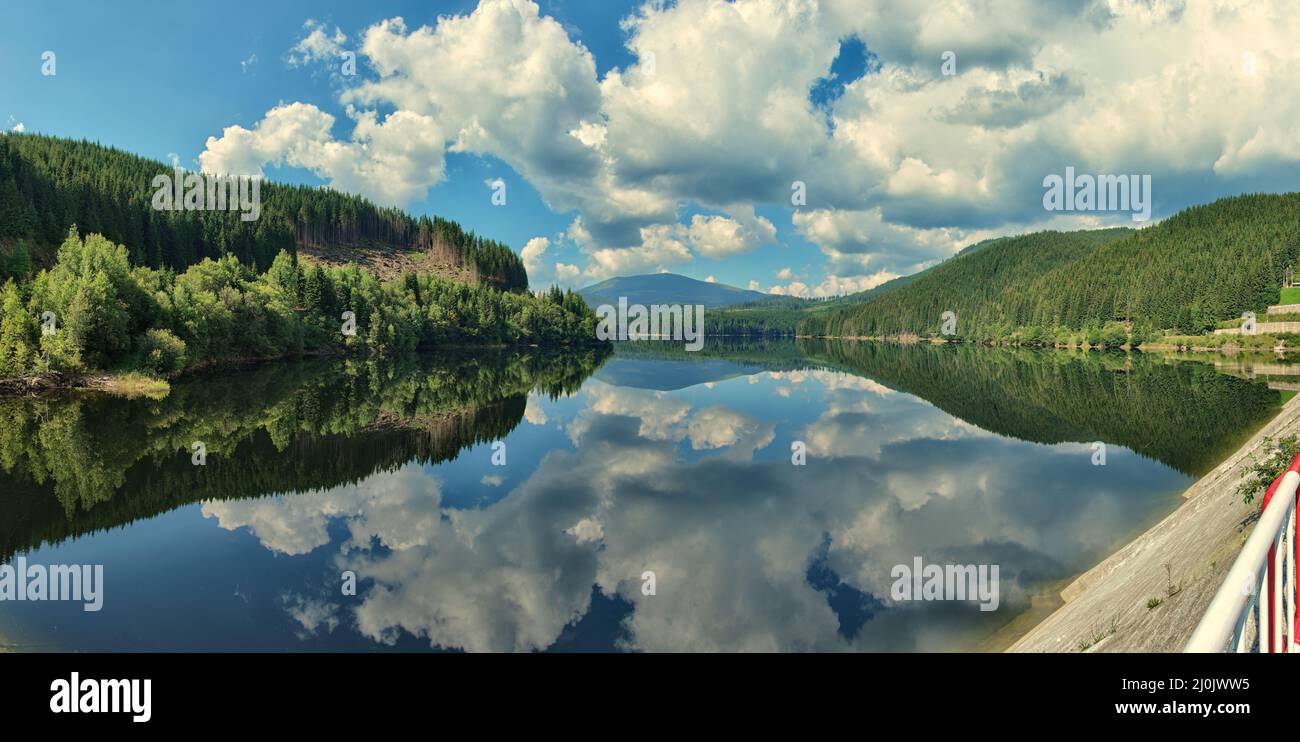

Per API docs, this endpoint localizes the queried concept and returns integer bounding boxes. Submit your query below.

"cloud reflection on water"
[205,365,1186,652]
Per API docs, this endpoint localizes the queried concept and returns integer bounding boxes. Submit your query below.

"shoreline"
[1005,391,1300,652]
[0,342,606,398]
[0,351,340,397]
[798,334,1292,354]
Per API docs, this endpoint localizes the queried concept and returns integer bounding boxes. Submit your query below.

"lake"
[0,340,1284,651]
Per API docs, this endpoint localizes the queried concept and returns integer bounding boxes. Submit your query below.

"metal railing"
[1185,453,1298,653]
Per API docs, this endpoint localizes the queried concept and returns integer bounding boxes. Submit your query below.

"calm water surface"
[0,341,1284,651]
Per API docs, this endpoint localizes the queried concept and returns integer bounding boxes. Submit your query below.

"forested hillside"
[1012,195,1299,333]
[804,194,1300,342]
[801,228,1132,340]
[705,295,827,336]
[0,229,599,383]
[0,133,527,290]
[703,234,1030,337]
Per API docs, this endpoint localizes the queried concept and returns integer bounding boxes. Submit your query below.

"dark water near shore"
[0,341,1284,651]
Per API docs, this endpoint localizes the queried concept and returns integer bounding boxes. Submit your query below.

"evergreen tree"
[7,239,31,279]
[0,133,530,290]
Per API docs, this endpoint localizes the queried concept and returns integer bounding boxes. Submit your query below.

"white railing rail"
[1185,468,1298,652]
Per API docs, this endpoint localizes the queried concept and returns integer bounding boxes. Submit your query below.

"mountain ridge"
[0,132,528,290]
[578,272,771,308]
[701,229,1132,337]
[805,193,1300,341]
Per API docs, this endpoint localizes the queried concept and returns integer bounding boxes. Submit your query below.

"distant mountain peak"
[578,273,771,308]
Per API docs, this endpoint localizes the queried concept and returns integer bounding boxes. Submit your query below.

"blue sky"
[3,1,1297,295]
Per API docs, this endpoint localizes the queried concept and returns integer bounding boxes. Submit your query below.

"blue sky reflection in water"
[0,343,1280,652]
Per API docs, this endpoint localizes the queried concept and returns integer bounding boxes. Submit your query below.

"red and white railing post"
[1185,451,1299,653]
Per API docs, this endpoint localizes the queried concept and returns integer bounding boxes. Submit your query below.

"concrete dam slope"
[1009,394,1300,653]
